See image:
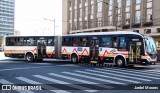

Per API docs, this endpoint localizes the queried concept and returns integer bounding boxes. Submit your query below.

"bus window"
[62,37,71,46]
[101,37,112,47]
[113,37,118,48]
[27,38,36,46]
[48,38,54,46]
[78,37,88,47]
[17,38,24,46]
[72,37,78,46]
[119,37,126,48]
[6,37,15,46]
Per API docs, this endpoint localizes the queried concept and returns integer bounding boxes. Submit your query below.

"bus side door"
[90,36,100,61]
[37,38,47,59]
[128,40,142,63]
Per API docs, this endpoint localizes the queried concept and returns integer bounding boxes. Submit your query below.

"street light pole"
[43,18,56,35]
[53,18,55,35]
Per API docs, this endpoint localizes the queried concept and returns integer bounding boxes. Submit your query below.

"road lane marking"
[95,68,160,80]
[0,79,34,93]
[85,69,150,82]
[62,72,125,84]
[56,64,80,67]
[108,67,160,77]
[48,73,113,89]
[33,75,97,93]
[75,70,140,84]
[15,77,70,93]
[0,66,53,72]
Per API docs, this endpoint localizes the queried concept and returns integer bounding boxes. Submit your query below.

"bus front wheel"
[115,57,125,67]
[71,54,78,63]
[26,53,34,62]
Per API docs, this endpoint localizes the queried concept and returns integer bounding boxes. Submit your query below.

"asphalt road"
[0,57,160,93]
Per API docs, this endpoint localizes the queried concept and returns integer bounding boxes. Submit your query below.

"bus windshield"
[145,37,157,55]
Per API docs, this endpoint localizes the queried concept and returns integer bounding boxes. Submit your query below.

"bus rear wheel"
[26,53,34,62]
[71,54,78,63]
[115,57,125,67]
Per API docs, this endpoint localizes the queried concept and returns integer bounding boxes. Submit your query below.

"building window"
[135,11,141,23]
[85,6,88,17]
[108,16,113,26]
[133,30,139,33]
[135,0,141,24]
[158,41,160,48]
[125,0,130,25]
[108,0,113,26]
[74,9,77,19]
[69,11,72,19]
[79,0,82,4]
[157,28,160,33]
[117,0,122,26]
[144,29,151,34]
[146,0,152,22]
[79,8,82,18]
[91,4,94,15]
[75,0,77,5]
[69,23,72,31]
[84,21,88,29]
[79,21,82,30]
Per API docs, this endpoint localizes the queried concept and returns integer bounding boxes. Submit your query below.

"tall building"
[0,0,15,36]
[62,0,160,55]
[0,0,15,51]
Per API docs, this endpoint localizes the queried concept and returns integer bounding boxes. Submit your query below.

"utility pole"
[53,18,55,35]
[43,18,57,35]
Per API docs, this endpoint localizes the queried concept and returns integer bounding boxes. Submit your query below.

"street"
[0,52,160,93]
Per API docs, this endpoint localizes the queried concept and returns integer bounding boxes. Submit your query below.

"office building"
[0,0,15,50]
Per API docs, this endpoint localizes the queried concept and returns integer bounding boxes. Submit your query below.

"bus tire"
[115,57,125,67]
[71,54,78,64]
[26,53,34,62]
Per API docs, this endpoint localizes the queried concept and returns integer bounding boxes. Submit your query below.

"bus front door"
[129,41,142,63]
[37,39,47,59]
[90,37,99,63]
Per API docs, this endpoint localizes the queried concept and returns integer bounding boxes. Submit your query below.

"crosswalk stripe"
[33,75,97,92]
[75,70,140,84]
[85,69,150,82]
[109,67,160,77]
[0,79,34,93]
[105,67,160,78]
[95,68,160,80]
[127,69,160,75]
[48,73,113,89]
[15,77,70,93]
[62,72,125,84]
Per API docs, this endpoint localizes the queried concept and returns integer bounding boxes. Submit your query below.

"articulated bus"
[4,31,157,67]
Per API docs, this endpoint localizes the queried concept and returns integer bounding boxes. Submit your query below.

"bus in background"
[4,36,62,61]
[4,31,157,67]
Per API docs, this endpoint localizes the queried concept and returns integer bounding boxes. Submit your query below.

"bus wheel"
[115,57,125,67]
[26,53,34,62]
[71,54,78,63]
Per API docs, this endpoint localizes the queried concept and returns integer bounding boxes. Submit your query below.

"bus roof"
[5,31,144,38]
[66,31,143,37]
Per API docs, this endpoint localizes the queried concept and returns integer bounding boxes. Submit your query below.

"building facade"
[62,0,160,56]
[0,0,15,36]
[0,0,15,51]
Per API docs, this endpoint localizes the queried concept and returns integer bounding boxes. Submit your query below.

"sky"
[15,0,62,36]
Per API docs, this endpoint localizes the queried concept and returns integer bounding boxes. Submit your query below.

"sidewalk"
[0,52,5,60]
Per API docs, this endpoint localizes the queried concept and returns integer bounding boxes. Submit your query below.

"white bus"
[4,31,157,67]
